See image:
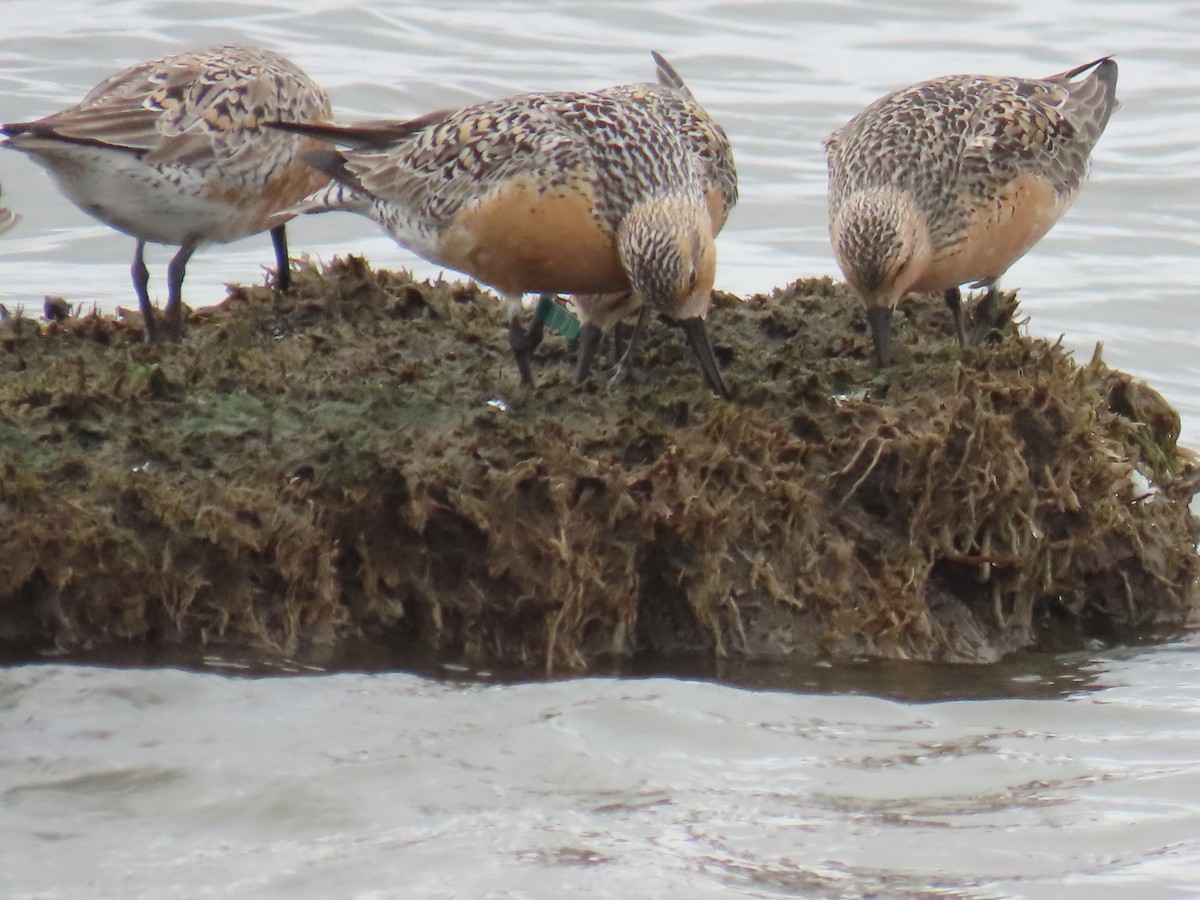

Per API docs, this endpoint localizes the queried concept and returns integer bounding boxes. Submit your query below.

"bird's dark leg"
[162,240,197,343]
[608,305,651,388]
[978,283,999,331]
[271,224,291,292]
[506,295,536,387]
[508,320,536,386]
[131,240,158,343]
[526,294,551,355]
[610,320,628,366]
[575,323,603,384]
[943,286,966,349]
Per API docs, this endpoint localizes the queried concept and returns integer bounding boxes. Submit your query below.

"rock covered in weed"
[0,258,1195,670]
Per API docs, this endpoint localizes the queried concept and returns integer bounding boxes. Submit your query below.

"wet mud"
[1,256,1196,671]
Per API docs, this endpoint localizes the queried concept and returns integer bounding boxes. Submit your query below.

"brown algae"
[0,256,1195,671]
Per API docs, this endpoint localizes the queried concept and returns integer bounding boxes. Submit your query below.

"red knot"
[825,57,1118,366]
[571,52,738,389]
[2,45,333,342]
[271,52,732,398]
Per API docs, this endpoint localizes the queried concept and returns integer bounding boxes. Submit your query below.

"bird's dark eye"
[687,265,699,289]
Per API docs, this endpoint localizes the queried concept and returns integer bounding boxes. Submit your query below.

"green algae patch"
[1,256,1196,671]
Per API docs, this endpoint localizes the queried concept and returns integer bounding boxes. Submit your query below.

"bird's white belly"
[20,144,257,247]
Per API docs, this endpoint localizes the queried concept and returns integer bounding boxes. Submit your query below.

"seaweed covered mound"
[0,257,1196,670]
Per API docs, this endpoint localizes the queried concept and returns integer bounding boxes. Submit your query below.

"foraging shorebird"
[825,57,1118,366]
[271,52,730,397]
[1,45,332,342]
[571,52,738,386]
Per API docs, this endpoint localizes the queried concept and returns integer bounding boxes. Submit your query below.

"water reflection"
[11,631,1185,701]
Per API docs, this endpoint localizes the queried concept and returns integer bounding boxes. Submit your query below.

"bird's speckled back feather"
[567,55,738,333]
[287,54,737,259]
[825,58,1117,252]
[4,45,331,173]
[330,84,704,237]
[1,45,334,247]
[647,51,739,221]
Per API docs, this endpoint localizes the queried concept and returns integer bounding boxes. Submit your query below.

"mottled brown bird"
[825,57,1118,366]
[2,45,332,341]
[571,52,738,388]
[273,52,730,397]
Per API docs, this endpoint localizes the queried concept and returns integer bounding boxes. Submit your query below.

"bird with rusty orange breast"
[272,52,730,398]
[825,57,1118,367]
[1,45,332,342]
[571,51,738,387]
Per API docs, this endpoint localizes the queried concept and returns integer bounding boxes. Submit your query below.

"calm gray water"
[2,1,1200,896]
[3,640,1200,899]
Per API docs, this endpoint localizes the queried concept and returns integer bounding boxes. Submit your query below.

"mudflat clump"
[1,256,1196,671]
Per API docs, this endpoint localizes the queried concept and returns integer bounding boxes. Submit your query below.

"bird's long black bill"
[866,305,893,368]
[679,317,730,400]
